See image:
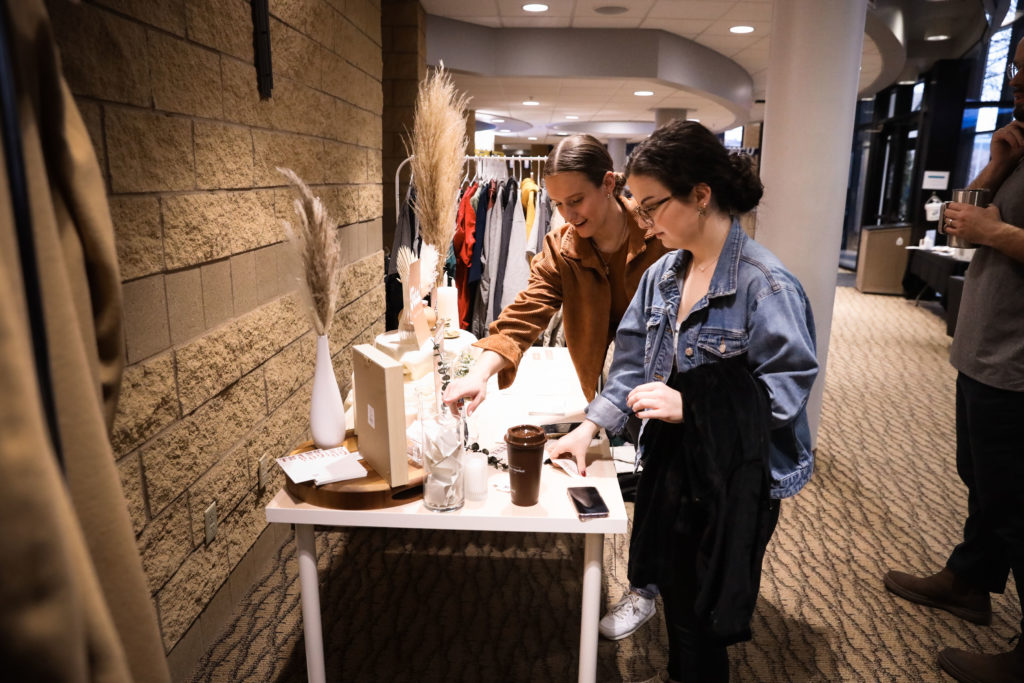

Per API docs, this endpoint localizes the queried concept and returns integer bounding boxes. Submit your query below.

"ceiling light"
[897,64,919,85]
[528,136,538,140]
[565,115,579,119]
[490,118,504,123]
[634,90,654,96]
[595,5,628,14]
[924,19,952,41]
[523,100,540,106]
[555,132,570,136]
[499,129,511,132]
[522,3,549,12]
[730,25,755,34]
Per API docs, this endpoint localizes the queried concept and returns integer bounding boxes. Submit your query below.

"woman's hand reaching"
[546,420,600,476]
[442,373,488,417]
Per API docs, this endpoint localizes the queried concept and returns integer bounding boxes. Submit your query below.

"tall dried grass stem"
[405,65,469,287]
[278,167,342,336]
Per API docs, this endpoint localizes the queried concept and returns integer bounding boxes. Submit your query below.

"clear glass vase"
[420,403,464,512]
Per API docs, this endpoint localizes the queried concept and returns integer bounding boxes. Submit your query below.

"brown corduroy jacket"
[474,197,670,400]
[0,2,169,681]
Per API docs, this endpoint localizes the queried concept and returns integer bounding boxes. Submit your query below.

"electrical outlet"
[257,454,270,491]
[204,501,217,545]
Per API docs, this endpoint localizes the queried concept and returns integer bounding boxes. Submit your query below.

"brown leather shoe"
[937,640,1024,683]
[883,567,992,625]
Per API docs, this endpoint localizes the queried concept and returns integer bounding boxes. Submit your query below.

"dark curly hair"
[545,134,626,196]
[625,119,762,214]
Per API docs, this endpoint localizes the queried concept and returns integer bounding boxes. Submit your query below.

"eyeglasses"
[1008,61,1020,81]
[634,196,672,228]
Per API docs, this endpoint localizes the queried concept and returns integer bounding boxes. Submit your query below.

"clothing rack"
[394,154,549,223]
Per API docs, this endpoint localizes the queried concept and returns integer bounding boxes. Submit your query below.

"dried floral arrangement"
[406,64,470,288]
[278,167,341,335]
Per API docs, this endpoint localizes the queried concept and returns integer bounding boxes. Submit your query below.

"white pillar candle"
[436,286,459,330]
[464,450,488,501]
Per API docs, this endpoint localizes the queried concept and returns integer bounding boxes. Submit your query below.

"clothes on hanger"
[521,175,539,241]
[453,181,478,329]
[394,155,547,333]
[386,184,420,329]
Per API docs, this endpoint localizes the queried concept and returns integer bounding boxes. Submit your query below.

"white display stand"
[266,347,626,683]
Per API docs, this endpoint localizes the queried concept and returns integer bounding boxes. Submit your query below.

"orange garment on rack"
[452,182,478,329]
[521,176,538,241]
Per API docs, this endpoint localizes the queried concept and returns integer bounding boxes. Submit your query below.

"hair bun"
[727,153,763,214]
[612,171,627,196]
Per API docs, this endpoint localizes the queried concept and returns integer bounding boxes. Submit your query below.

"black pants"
[946,372,1024,632]
[658,499,781,682]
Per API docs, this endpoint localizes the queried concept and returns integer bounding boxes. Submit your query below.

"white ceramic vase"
[310,334,346,449]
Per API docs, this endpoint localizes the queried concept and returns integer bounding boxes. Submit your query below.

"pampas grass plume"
[278,167,341,336]
[406,64,469,288]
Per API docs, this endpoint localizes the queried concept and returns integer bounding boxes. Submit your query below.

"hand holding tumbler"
[938,188,990,249]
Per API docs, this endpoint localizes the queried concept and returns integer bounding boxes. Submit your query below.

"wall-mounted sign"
[922,170,950,190]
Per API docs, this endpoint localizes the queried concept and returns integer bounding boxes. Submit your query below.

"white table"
[266,347,629,683]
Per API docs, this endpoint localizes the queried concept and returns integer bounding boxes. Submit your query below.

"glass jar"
[420,403,464,512]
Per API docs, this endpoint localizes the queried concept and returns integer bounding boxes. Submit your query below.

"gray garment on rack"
[388,184,418,275]
[490,178,518,316]
[497,186,530,313]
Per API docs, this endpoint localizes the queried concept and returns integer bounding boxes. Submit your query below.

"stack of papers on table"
[276,447,366,486]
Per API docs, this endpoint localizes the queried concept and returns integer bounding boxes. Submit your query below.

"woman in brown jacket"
[443,134,668,423]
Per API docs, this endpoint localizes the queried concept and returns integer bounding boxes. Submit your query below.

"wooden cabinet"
[855,224,912,295]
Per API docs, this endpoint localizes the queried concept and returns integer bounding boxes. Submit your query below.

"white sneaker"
[598,591,656,640]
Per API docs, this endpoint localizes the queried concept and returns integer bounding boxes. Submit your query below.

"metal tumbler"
[938,188,990,249]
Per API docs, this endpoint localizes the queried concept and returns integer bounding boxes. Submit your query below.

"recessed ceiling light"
[500,129,511,132]
[634,90,654,96]
[491,118,505,123]
[528,136,538,140]
[594,5,628,14]
[730,25,755,34]
[555,132,570,136]
[565,115,579,119]
[522,3,548,12]
[523,100,540,106]
[924,18,952,41]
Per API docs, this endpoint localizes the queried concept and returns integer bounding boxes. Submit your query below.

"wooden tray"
[284,432,425,510]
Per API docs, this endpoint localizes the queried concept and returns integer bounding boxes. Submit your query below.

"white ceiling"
[421,0,885,146]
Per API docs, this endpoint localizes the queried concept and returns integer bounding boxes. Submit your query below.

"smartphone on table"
[567,486,609,520]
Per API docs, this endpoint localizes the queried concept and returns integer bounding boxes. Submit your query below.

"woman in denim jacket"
[549,120,818,682]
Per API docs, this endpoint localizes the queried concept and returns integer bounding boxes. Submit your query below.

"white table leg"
[578,533,603,683]
[295,524,326,683]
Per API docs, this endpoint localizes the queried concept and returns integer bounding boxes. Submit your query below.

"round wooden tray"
[284,431,425,510]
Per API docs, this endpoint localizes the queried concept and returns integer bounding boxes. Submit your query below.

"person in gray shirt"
[884,36,1024,683]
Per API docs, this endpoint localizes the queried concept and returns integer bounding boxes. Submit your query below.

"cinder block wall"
[45,0,385,672]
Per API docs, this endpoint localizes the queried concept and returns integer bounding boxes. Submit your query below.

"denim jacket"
[587,220,818,498]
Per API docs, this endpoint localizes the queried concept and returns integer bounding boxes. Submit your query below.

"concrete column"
[607,137,627,171]
[655,108,688,128]
[756,0,867,446]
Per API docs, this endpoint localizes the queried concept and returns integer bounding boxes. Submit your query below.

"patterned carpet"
[190,287,1020,682]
